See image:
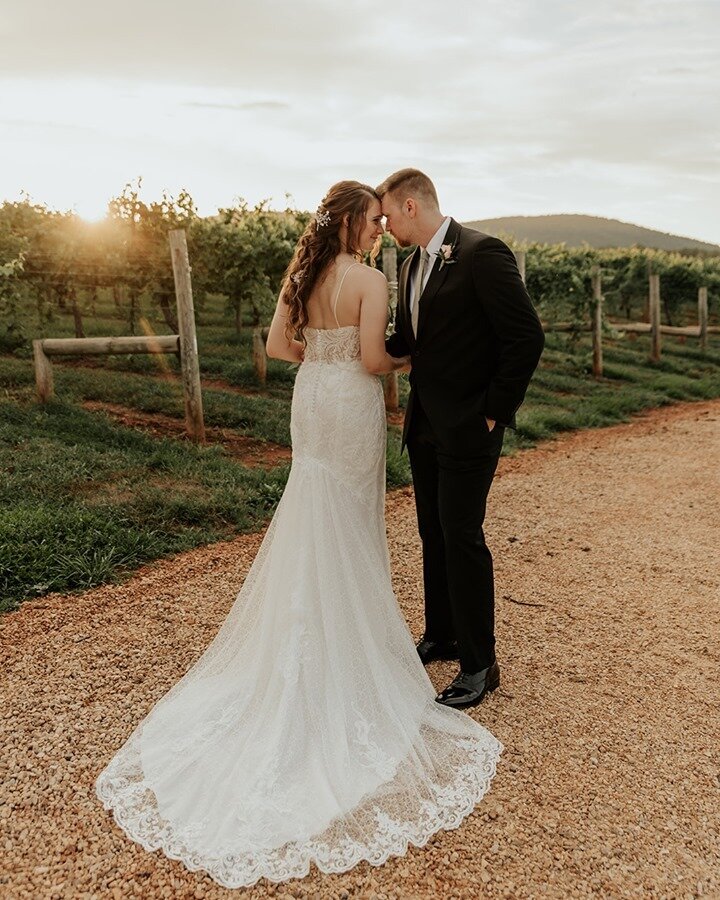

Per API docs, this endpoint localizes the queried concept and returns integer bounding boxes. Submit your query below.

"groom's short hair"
[376,169,439,208]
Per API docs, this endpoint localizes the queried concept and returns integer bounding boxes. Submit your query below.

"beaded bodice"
[303,325,361,364]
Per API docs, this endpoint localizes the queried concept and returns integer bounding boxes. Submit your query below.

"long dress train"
[95,324,503,889]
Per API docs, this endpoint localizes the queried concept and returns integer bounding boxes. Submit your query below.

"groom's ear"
[405,198,417,218]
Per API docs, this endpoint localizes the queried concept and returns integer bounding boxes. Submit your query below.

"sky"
[1,0,719,243]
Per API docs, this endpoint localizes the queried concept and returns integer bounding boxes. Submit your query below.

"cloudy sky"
[1,0,718,242]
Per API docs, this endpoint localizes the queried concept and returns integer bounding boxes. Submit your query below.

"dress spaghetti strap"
[332,263,361,327]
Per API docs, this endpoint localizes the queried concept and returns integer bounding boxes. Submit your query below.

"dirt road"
[2,399,719,899]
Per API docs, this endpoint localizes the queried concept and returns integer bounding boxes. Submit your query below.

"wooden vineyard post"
[252,327,267,385]
[169,229,205,443]
[382,246,399,412]
[649,273,661,362]
[514,249,527,283]
[32,339,54,402]
[698,286,708,352]
[591,268,603,378]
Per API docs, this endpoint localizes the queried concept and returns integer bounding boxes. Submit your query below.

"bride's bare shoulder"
[351,265,387,289]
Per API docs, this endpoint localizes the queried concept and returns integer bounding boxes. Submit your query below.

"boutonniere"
[434,241,459,269]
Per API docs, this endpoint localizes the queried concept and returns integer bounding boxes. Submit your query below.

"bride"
[95,180,503,889]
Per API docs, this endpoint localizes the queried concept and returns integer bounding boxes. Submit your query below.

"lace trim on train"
[95,731,502,889]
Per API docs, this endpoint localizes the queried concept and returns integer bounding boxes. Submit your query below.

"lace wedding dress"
[96,320,503,889]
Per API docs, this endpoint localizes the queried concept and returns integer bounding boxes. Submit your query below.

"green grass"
[2,317,719,611]
[501,332,720,452]
[0,357,293,445]
[0,398,289,611]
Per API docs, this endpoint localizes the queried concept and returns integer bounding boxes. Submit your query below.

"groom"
[378,169,545,709]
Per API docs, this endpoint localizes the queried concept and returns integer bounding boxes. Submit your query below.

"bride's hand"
[391,355,412,373]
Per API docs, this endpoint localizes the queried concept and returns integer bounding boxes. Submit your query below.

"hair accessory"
[291,272,303,284]
[315,206,331,230]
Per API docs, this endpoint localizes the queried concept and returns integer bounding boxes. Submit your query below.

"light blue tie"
[411,249,430,336]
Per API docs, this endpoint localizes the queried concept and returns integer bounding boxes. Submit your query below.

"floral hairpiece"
[315,205,331,230]
[291,272,303,284]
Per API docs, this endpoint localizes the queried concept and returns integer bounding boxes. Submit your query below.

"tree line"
[1,182,718,353]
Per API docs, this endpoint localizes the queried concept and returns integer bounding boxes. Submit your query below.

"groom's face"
[380,193,414,248]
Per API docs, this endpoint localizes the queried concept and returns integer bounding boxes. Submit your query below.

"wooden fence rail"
[536,272,716,378]
[32,230,206,442]
[40,335,179,356]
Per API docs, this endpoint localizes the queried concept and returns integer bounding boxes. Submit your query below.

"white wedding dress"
[96,310,503,888]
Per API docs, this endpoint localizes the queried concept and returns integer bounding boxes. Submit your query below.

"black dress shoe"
[416,638,460,665]
[435,661,500,709]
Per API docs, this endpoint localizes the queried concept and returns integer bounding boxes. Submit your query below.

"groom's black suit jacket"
[386,218,545,454]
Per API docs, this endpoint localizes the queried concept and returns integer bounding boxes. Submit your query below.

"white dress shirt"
[408,216,452,314]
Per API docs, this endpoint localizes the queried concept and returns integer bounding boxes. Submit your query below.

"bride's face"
[358,198,385,252]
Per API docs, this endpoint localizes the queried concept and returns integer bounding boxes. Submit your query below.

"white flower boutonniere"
[435,241,459,270]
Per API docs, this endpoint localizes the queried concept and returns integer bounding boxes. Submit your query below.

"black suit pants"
[406,396,504,673]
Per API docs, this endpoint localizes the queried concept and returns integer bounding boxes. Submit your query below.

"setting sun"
[74,197,110,222]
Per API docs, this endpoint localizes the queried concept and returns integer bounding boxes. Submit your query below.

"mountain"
[461,214,720,253]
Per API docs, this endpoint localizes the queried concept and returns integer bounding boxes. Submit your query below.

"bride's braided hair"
[282,181,380,344]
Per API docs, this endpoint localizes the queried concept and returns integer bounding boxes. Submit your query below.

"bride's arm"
[359,270,411,375]
[266,293,305,363]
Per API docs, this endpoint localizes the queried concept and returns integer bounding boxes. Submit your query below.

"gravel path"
[2,399,719,900]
